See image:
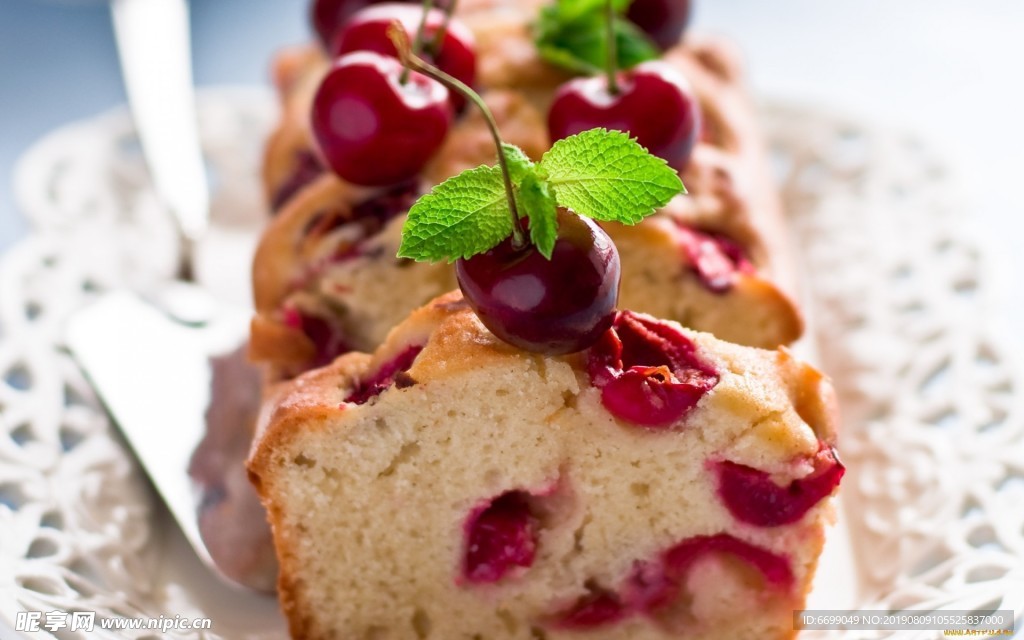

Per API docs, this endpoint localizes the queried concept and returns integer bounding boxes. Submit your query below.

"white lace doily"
[0,89,1021,639]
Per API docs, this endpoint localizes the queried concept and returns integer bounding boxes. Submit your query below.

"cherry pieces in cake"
[548,61,702,169]
[282,306,352,370]
[345,344,423,404]
[716,445,845,527]
[456,210,620,356]
[673,223,754,294]
[330,3,476,110]
[271,149,325,212]
[626,0,692,50]
[555,585,628,628]
[587,311,718,427]
[311,52,452,186]
[553,534,791,630]
[462,491,539,584]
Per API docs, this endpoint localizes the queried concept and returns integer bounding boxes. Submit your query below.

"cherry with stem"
[390,24,622,355]
[547,0,702,168]
[399,0,434,85]
[329,1,475,110]
[389,23,526,249]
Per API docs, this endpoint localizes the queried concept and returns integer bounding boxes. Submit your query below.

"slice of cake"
[248,293,842,639]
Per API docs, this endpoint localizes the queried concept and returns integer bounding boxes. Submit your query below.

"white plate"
[0,89,1021,639]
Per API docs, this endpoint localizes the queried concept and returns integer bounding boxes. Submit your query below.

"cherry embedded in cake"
[716,444,846,527]
[461,490,539,584]
[281,305,352,370]
[345,343,423,404]
[673,223,755,294]
[271,149,325,212]
[587,310,719,427]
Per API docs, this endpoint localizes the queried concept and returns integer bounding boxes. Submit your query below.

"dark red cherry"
[311,51,452,186]
[310,0,405,49]
[716,445,845,527]
[553,586,627,629]
[626,0,692,50]
[587,311,718,427]
[281,305,352,370]
[546,533,792,630]
[455,210,620,355]
[271,149,324,212]
[330,3,476,110]
[345,344,423,404]
[462,491,538,583]
[673,224,754,294]
[548,61,701,169]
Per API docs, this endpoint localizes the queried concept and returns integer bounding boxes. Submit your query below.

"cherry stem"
[429,0,459,56]
[389,23,527,249]
[605,0,620,95]
[400,0,436,85]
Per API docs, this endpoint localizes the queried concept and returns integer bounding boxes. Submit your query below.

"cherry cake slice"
[249,293,842,640]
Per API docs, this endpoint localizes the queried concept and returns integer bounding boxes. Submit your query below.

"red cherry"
[553,587,627,629]
[461,491,538,584]
[344,344,423,404]
[626,0,692,50]
[311,51,452,186]
[673,224,754,294]
[455,210,620,355]
[547,533,792,630]
[716,445,845,527]
[329,3,476,109]
[281,305,352,370]
[587,311,718,427]
[548,61,701,169]
[310,0,407,49]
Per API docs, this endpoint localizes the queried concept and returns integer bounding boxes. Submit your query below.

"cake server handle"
[111,0,209,281]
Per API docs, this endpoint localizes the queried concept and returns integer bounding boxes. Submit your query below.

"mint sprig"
[398,128,684,263]
[535,0,659,75]
[543,128,685,225]
[397,166,512,262]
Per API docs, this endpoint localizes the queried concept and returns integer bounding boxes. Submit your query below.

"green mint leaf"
[398,166,513,262]
[613,19,662,68]
[535,0,658,75]
[517,173,558,259]
[540,128,684,225]
[501,143,535,183]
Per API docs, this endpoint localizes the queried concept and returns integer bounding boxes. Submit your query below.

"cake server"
[65,0,274,591]
[65,292,254,584]
[110,0,208,281]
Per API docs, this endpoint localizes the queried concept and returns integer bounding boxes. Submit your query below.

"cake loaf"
[248,293,842,639]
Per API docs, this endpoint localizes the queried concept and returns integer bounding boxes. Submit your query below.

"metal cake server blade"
[67,0,271,591]
[66,290,253,585]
